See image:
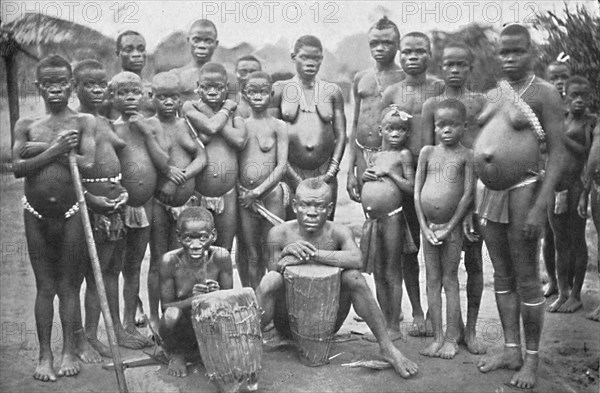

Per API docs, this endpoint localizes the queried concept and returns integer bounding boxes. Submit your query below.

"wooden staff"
[68,150,128,393]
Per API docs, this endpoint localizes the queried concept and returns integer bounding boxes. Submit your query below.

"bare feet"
[557,297,582,313]
[57,352,81,377]
[76,333,102,363]
[167,354,188,377]
[463,335,487,355]
[380,346,418,378]
[477,347,523,373]
[586,305,600,321]
[419,341,443,357]
[118,326,153,349]
[437,340,459,359]
[88,337,112,358]
[546,296,567,312]
[134,297,146,327]
[408,315,434,337]
[33,356,56,382]
[543,282,558,297]
[363,329,403,343]
[510,353,538,389]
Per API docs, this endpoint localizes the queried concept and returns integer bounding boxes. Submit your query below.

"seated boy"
[182,63,247,252]
[255,179,418,378]
[414,99,474,359]
[360,106,415,340]
[148,72,208,333]
[547,76,596,313]
[237,71,289,289]
[12,55,96,381]
[158,207,233,377]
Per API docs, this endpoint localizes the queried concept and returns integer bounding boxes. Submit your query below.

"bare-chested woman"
[270,35,346,220]
[12,55,96,381]
[474,24,566,389]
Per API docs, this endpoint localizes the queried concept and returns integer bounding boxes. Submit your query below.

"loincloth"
[355,139,381,167]
[90,209,126,243]
[124,205,150,228]
[198,187,235,215]
[155,195,200,222]
[476,174,541,226]
[22,196,79,220]
[360,206,418,274]
[239,183,291,209]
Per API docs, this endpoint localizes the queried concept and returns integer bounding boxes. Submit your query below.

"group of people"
[12,14,599,391]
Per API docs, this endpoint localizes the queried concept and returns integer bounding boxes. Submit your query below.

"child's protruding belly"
[24,163,76,218]
[196,136,237,197]
[361,177,402,218]
[421,179,463,224]
[119,147,158,207]
[163,146,195,206]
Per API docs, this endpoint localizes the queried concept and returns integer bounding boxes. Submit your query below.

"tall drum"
[284,263,341,366]
[192,288,262,393]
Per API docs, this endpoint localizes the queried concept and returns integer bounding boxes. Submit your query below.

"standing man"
[346,16,404,203]
[170,19,221,104]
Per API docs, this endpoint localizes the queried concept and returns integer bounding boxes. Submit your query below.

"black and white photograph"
[0,1,598,392]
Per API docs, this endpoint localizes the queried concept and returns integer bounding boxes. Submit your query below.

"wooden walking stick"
[68,149,128,393]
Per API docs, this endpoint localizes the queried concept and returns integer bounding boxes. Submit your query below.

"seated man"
[255,179,418,378]
[158,207,233,377]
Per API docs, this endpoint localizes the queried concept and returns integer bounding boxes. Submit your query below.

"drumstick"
[68,150,129,393]
[253,200,284,226]
[184,115,205,148]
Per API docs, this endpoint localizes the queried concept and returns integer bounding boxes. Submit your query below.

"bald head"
[296,179,332,202]
[110,71,141,86]
[152,72,180,92]
[501,24,531,47]
[189,19,217,35]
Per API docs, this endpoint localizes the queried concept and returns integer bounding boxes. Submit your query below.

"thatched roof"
[3,13,113,51]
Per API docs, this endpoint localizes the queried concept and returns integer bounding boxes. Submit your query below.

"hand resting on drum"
[193,280,220,295]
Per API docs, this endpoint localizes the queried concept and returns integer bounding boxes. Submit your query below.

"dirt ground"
[0,100,599,393]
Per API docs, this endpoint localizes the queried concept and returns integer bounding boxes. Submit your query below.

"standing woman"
[473,24,566,389]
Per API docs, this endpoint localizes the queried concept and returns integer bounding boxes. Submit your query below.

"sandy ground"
[0,100,599,393]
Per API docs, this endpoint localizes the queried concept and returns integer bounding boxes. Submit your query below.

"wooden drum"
[284,263,341,366]
[192,288,262,393]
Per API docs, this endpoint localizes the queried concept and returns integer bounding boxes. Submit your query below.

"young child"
[158,207,233,377]
[270,35,346,220]
[12,55,97,381]
[237,71,288,289]
[110,71,181,344]
[421,42,487,354]
[360,106,415,340]
[73,60,130,358]
[148,72,208,333]
[541,60,570,296]
[182,62,247,252]
[234,55,263,119]
[415,99,474,359]
[380,31,444,336]
[581,122,600,321]
[546,76,595,313]
[346,17,404,203]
